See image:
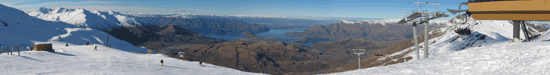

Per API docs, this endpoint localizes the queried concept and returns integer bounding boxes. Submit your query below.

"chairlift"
[178,52,185,57]
[455,28,472,35]
[375,53,384,56]
[447,2,469,14]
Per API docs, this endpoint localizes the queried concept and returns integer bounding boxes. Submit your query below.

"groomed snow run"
[0,41,266,75]
[325,41,550,75]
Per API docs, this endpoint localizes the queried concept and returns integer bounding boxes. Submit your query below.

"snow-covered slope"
[0,4,76,45]
[0,41,265,75]
[386,14,539,61]
[28,7,141,30]
[326,14,549,74]
[325,41,550,75]
[51,28,151,53]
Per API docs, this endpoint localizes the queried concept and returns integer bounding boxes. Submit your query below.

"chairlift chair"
[375,53,384,56]
[455,28,472,35]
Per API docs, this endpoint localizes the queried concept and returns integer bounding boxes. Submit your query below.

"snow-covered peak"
[28,7,141,30]
[0,4,76,45]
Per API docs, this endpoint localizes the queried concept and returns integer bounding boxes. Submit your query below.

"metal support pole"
[424,13,429,58]
[17,46,20,56]
[357,54,361,69]
[521,21,530,42]
[9,45,12,55]
[413,22,420,60]
[513,20,521,43]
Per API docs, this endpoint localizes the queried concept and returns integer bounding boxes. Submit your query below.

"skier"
[160,59,164,66]
[199,59,203,66]
[66,43,69,47]
[94,46,97,50]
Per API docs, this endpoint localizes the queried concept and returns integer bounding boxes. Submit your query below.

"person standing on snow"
[94,46,97,50]
[160,59,164,66]
[199,59,203,66]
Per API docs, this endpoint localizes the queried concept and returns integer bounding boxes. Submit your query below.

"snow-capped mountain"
[325,14,549,74]
[27,7,141,30]
[0,4,76,45]
[28,7,271,36]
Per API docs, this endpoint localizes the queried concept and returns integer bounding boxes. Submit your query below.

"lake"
[203,28,328,46]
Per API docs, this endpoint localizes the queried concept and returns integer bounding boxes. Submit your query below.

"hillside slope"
[322,14,548,74]
[0,4,75,45]
[285,19,448,42]
[325,40,550,75]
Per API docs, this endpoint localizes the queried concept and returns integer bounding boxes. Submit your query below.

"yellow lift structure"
[468,0,550,20]
[447,0,547,43]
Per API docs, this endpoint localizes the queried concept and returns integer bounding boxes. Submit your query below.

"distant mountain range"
[27,7,273,36]
[27,7,346,37]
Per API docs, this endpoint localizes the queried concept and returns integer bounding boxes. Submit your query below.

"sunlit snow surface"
[0,41,265,75]
[325,41,550,75]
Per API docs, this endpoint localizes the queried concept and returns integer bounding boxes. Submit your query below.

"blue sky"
[1,0,468,20]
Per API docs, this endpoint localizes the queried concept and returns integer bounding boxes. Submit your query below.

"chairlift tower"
[352,48,366,69]
[398,2,448,60]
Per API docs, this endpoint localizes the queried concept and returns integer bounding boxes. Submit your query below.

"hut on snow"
[33,42,54,52]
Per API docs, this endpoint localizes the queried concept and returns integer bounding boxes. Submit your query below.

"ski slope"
[48,28,153,53]
[324,14,550,74]
[0,41,265,75]
[325,41,550,75]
